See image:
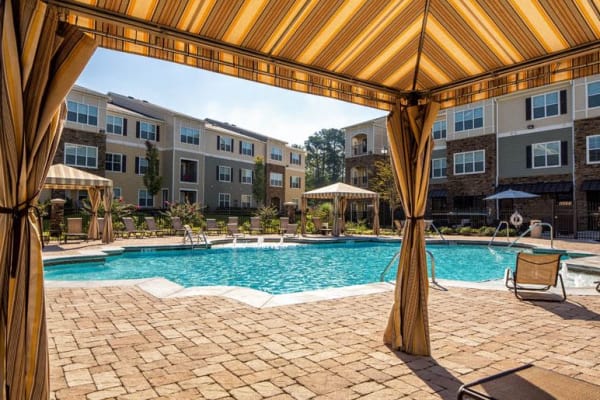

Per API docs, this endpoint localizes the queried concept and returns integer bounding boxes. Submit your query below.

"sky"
[76,48,387,146]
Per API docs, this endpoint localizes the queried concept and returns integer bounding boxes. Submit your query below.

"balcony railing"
[352,144,368,156]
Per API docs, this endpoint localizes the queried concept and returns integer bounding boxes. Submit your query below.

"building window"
[180,159,198,182]
[64,143,97,168]
[270,172,283,187]
[588,82,600,109]
[105,153,125,172]
[532,91,559,119]
[218,166,232,182]
[67,100,98,126]
[113,187,122,199]
[290,176,301,189]
[240,168,253,184]
[270,147,283,161]
[240,141,254,156]
[138,189,153,208]
[136,157,148,175]
[586,135,600,164]
[454,107,483,132]
[432,120,446,140]
[180,126,200,145]
[532,141,560,168]
[139,122,157,141]
[431,158,446,178]
[179,190,197,204]
[351,167,368,186]
[218,193,231,208]
[290,152,302,165]
[241,194,252,208]
[454,150,484,175]
[218,136,233,152]
[106,115,123,135]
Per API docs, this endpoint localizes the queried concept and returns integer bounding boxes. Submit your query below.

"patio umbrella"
[484,189,540,200]
[0,2,96,397]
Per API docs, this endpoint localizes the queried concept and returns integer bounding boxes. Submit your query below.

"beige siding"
[447,99,495,141]
[65,86,109,135]
[574,75,600,121]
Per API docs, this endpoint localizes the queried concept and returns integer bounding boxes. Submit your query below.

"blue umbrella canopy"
[484,189,540,200]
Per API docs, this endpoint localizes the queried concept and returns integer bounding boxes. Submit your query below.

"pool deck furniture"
[457,364,600,399]
[282,223,298,237]
[170,217,187,236]
[205,218,221,235]
[249,217,262,234]
[63,217,88,244]
[320,222,332,235]
[505,252,565,302]
[227,223,243,238]
[279,217,289,235]
[122,217,147,239]
[144,217,168,237]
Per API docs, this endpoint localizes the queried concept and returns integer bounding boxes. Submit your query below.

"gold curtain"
[383,101,440,356]
[0,1,96,397]
[87,187,101,240]
[102,187,114,243]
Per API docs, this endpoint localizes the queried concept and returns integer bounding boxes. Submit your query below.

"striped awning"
[44,163,113,190]
[50,1,600,110]
[303,182,378,199]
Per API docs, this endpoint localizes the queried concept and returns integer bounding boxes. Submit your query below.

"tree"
[369,158,401,227]
[143,140,162,204]
[304,128,345,190]
[252,156,266,207]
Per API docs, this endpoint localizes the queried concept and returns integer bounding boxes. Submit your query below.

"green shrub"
[439,226,454,235]
[458,227,472,235]
[478,226,496,236]
[498,228,517,237]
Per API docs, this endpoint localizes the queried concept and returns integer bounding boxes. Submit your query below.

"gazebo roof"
[44,164,113,190]
[303,182,378,199]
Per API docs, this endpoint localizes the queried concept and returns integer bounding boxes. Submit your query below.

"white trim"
[431,157,447,178]
[531,140,561,169]
[218,192,231,208]
[586,80,600,111]
[240,168,253,184]
[179,189,198,203]
[453,149,485,175]
[64,143,98,169]
[179,157,199,184]
[105,152,125,173]
[530,90,561,120]
[586,134,600,164]
[218,165,233,182]
[137,188,154,208]
[497,122,573,138]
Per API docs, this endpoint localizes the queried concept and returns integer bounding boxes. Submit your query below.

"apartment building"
[344,74,600,238]
[48,86,306,213]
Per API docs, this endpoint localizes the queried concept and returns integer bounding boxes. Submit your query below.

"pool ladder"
[380,250,437,285]
[184,229,210,249]
[488,221,554,249]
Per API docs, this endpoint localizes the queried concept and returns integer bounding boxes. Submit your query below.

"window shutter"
[217,136,220,150]
[239,141,242,154]
[299,154,302,164]
[122,155,127,173]
[230,138,234,152]
[526,145,532,168]
[123,118,128,136]
[135,156,139,174]
[299,177,302,187]
[216,165,219,180]
[252,170,255,180]
[525,98,531,121]
[561,141,568,165]
[136,121,140,138]
[251,143,254,156]
[290,153,292,163]
[156,126,160,142]
[230,168,233,182]
[239,169,241,183]
[289,176,292,187]
[560,90,567,115]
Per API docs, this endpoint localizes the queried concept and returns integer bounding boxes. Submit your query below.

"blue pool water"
[44,242,528,294]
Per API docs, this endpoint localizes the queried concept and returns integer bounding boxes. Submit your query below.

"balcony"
[352,144,369,156]
[351,176,368,187]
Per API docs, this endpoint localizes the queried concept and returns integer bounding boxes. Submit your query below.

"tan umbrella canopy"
[301,183,379,237]
[43,164,114,242]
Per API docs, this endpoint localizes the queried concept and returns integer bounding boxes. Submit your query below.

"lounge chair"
[457,364,600,399]
[227,223,243,238]
[170,216,187,236]
[311,217,322,234]
[283,223,298,237]
[204,218,221,235]
[249,217,262,234]
[394,219,404,235]
[279,217,289,234]
[320,222,332,235]
[504,252,565,302]
[63,217,88,243]
[122,217,147,238]
[144,216,167,237]
[227,216,238,225]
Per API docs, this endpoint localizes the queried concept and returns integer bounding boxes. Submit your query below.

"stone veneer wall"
[344,154,388,188]
[54,127,107,176]
[266,164,285,210]
[574,116,600,231]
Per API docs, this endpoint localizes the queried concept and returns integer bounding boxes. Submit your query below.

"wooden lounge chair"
[283,223,298,237]
[144,216,167,237]
[63,217,88,243]
[122,217,147,238]
[170,216,187,236]
[504,252,565,302]
[227,223,243,238]
[279,217,289,234]
[457,364,600,399]
[249,216,262,234]
[204,218,221,235]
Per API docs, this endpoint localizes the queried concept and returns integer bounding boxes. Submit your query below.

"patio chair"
[279,217,289,234]
[63,217,88,244]
[394,219,404,235]
[122,217,147,238]
[283,223,298,237]
[457,364,600,399]
[504,252,565,302]
[249,216,262,234]
[227,222,243,238]
[170,216,187,236]
[311,217,322,234]
[204,218,221,235]
[227,216,238,225]
[144,216,168,237]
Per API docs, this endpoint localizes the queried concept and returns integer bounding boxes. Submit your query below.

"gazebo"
[301,183,379,237]
[44,164,114,243]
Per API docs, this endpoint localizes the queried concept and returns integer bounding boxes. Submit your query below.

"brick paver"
[47,282,600,399]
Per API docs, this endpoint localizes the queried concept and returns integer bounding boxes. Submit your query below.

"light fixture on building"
[527,124,534,129]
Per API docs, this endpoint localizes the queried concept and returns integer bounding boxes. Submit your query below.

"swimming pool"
[45,242,533,294]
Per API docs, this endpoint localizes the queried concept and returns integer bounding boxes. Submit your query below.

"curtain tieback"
[0,201,44,277]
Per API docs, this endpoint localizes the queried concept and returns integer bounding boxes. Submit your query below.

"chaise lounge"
[504,252,565,302]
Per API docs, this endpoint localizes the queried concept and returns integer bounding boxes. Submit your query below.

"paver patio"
[47,281,600,399]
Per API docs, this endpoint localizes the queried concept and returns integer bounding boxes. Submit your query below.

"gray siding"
[204,156,254,209]
[498,128,572,178]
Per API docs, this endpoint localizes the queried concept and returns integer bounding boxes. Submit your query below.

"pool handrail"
[488,220,511,246]
[380,250,437,285]
[509,222,553,249]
